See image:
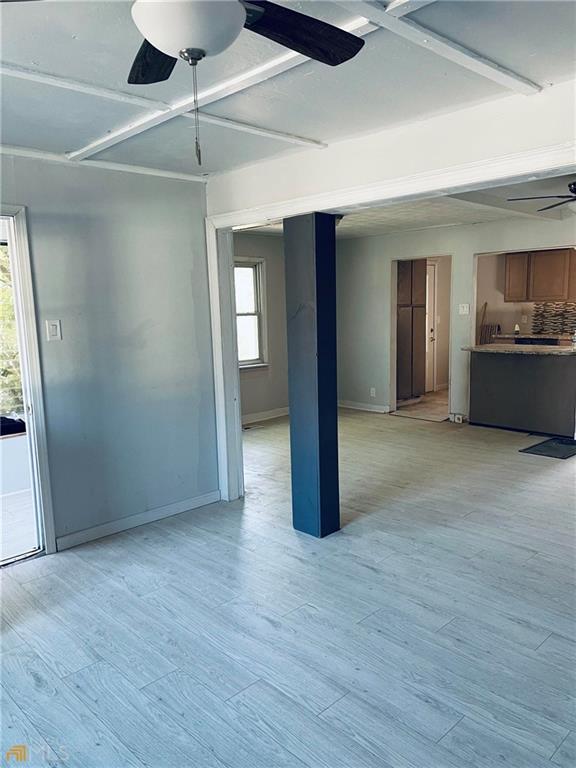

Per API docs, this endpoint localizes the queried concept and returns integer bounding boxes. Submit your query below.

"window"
[234,260,266,366]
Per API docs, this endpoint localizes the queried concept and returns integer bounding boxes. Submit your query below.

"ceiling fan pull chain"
[192,61,202,166]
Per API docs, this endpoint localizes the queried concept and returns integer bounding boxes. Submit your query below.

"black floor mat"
[520,438,576,459]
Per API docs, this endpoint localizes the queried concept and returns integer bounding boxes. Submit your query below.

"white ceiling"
[1,1,575,176]
[244,175,576,237]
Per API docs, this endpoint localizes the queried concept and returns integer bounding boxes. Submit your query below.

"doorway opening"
[394,256,451,423]
[1,213,54,564]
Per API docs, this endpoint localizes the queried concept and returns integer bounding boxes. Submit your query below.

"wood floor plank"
[66,661,225,768]
[74,579,259,700]
[145,584,348,714]
[0,689,62,768]
[1,649,143,768]
[229,680,394,768]
[285,603,568,758]
[439,716,554,768]
[319,689,469,768]
[552,730,576,767]
[21,575,177,689]
[1,574,98,677]
[143,671,306,768]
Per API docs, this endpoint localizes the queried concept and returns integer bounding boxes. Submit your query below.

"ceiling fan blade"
[242,1,365,66]
[128,39,177,85]
[537,199,576,212]
[507,195,574,202]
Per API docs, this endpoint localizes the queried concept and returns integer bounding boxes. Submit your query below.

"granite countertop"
[493,333,573,340]
[463,344,576,356]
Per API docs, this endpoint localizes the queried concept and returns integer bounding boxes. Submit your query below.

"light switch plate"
[458,303,470,316]
[45,319,62,341]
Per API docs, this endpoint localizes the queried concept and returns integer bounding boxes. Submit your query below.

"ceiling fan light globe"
[131,0,246,58]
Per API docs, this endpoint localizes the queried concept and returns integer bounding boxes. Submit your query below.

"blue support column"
[283,212,340,538]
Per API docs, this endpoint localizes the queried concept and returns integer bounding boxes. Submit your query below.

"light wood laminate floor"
[1,412,575,767]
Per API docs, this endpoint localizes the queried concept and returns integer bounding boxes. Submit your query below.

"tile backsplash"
[532,302,576,334]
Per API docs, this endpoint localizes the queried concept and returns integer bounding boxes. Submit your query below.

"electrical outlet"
[521,315,528,324]
[458,303,470,316]
[370,387,376,398]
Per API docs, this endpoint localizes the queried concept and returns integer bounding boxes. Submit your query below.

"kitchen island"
[463,344,576,438]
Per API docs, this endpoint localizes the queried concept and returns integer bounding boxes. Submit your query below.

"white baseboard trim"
[242,407,289,425]
[56,490,221,551]
[339,400,391,414]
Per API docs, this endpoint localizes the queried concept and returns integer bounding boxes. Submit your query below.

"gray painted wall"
[1,156,218,541]
[234,233,289,419]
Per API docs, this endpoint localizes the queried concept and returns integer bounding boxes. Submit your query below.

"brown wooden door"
[504,252,529,302]
[529,249,571,301]
[397,306,413,400]
[396,259,427,401]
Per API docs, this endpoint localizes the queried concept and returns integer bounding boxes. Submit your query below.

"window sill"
[239,362,269,371]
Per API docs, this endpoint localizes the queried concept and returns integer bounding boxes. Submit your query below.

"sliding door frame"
[2,205,56,556]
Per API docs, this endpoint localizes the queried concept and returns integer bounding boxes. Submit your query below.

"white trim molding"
[339,400,391,414]
[338,2,541,95]
[0,63,325,150]
[242,407,289,425]
[56,491,221,551]
[0,145,207,183]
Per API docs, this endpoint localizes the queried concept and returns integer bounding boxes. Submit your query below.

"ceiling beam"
[0,145,207,183]
[66,16,376,161]
[0,63,325,149]
[385,0,436,18]
[338,2,541,95]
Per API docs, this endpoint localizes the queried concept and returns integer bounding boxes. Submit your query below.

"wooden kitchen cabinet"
[504,252,529,301]
[568,249,576,301]
[528,249,571,301]
[505,248,576,302]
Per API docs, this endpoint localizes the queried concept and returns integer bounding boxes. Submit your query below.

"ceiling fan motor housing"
[131,0,247,59]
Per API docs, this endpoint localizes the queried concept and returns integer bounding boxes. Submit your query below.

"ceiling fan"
[508,181,576,212]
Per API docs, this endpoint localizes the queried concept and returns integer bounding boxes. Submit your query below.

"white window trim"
[234,257,268,369]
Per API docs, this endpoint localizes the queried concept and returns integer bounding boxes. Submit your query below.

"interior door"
[425,263,436,393]
[396,259,427,401]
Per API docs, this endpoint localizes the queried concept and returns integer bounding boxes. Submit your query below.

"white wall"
[337,215,576,418]
[234,233,289,420]
[1,155,218,546]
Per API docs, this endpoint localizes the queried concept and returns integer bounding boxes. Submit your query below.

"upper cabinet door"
[568,250,576,301]
[504,252,529,302]
[528,249,571,302]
